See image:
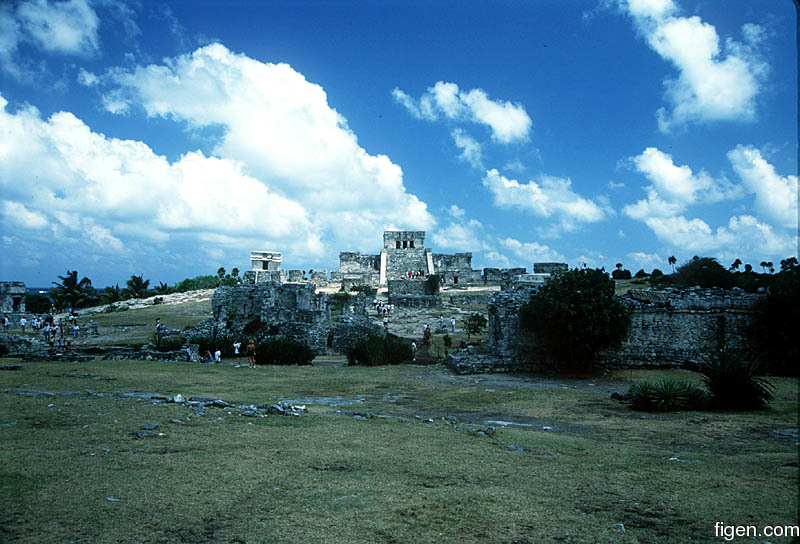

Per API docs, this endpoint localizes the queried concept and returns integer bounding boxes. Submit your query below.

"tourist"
[183,339,192,362]
[2,314,8,330]
[411,341,417,362]
[214,348,221,363]
[383,316,389,329]
[73,323,80,338]
[246,339,256,368]
[202,350,213,363]
[233,339,242,367]
[423,325,431,345]
[439,314,444,329]
[19,316,26,332]
[451,317,456,333]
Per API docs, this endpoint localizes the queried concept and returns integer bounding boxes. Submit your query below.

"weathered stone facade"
[533,262,568,274]
[209,282,382,355]
[334,231,481,287]
[387,279,442,308]
[0,282,26,313]
[449,285,765,374]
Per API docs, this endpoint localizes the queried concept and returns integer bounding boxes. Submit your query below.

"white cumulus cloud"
[99,43,434,254]
[393,81,532,143]
[482,168,611,236]
[451,129,483,169]
[727,145,798,229]
[621,0,767,131]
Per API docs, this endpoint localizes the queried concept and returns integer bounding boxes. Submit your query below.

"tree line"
[29,267,243,313]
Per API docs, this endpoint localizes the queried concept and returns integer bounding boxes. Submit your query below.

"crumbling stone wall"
[432,253,474,284]
[243,270,286,284]
[209,282,382,355]
[0,281,26,313]
[449,285,764,374]
[387,279,442,307]
[483,268,527,284]
[533,262,568,274]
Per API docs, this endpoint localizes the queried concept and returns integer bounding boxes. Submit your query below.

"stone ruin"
[448,282,766,374]
[1,281,26,314]
[331,231,481,288]
[243,251,329,287]
[207,282,382,355]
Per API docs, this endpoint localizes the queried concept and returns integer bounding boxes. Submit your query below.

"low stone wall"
[388,294,442,308]
[448,286,765,374]
[445,293,491,306]
[103,346,199,362]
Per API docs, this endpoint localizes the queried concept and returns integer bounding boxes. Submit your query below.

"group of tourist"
[184,338,257,368]
[406,270,427,279]
[373,301,394,316]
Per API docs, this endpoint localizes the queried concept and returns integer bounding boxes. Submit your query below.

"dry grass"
[0,358,797,543]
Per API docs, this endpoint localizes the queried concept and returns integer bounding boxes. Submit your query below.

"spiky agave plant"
[699,346,774,409]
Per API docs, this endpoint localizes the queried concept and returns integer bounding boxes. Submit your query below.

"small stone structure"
[209,282,382,355]
[0,282,26,313]
[244,251,286,283]
[449,284,765,374]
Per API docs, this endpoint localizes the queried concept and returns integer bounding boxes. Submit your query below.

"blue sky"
[0,0,797,288]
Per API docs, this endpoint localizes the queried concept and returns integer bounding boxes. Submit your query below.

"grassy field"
[0,357,797,543]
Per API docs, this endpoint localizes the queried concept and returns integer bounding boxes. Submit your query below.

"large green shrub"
[698,347,774,409]
[346,334,412,366]
[151,333,185,352]
[254,338,315,365]
[519,268,631,370]
[465,313,487,340]
[628,378,707,412]
[749,263,799,376]
[673,257,733,289]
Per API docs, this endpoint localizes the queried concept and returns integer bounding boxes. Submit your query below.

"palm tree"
[51,270,95,310]
[767,261,774,274]
[101,284,122,304]
[744,263,753,273]
[231,267,239,278]
[155,281,170,295]
[217,267,226,279]
[124,274,150,299]
[729,258,741,271]
[668,256,677,273]
[760,261,768,273]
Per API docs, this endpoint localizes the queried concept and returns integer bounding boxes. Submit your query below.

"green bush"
[674,257,733,289]
[151,333,185,352]
[698,347,774,409]
[254,338,315,365]
[519,268,631,370]
[188,329,238,357]
[0,343,8,357]
[628,378,707,412]
[749,263,799,376]
[26,293,52,314]
[347,334,412,366]
[611,268,632,280]
[465,313,487,340]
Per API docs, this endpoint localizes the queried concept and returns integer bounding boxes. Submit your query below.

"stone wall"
[387,279,441,307]
[384,247,431,280]
[0,281,26,313]
[432,253,474,284]
[482,268,527,284]
[449,286,765,374]
[533,262,568,274]
[445,292,492,306]
[338,252,380,273]
[243,270,286,284]
[209,282,382,355]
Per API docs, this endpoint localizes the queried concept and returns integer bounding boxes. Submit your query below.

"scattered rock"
[169,419,185,425]
[130,430,156,438]
[140,423,159,430]
[0,365,22,371]
[106,497,123,502]
[610,522,625,534]
[506,445,525,453]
